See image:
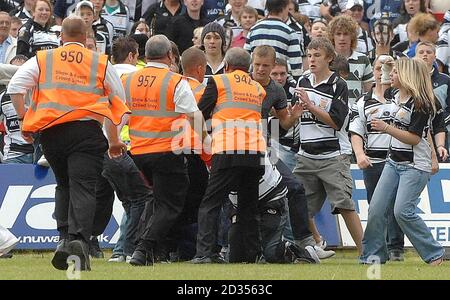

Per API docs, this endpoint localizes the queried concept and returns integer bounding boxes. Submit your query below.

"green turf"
[0,250,448,280]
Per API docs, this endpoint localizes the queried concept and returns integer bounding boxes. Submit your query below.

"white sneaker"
[0,227,19,255]
[304,245,321,264]
[37,155,50,167]
[316,236,327,250]
[313,245,335,259]
[108,254,126,262]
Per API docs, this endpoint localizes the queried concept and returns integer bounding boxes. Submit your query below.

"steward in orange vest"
[8,16,129,272]
[21,43,129,133]
[124,35,209,267]
[192,47,267,264]
[123,64,187,155]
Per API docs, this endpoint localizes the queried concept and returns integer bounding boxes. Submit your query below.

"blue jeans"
[101,153,150,256]
[363,162,404,252]
[111,213,129,256]
[270,139,297,171]
[3,153,34,164]
[269,140,296,241]
[360,160,444,263]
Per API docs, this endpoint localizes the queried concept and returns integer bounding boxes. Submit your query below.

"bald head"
[61,15,87,44]
[224,47,251,72]
[181,47,207,82]
[182,47,206,72]
[145,35,172,60]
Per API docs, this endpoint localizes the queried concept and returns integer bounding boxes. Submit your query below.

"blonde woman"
[192,27,203,47]
[360,58,444,265]
[405,13,440,57]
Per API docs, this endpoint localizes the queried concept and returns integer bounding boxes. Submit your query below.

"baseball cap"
[345,0,364,11]
[76,0,94,13]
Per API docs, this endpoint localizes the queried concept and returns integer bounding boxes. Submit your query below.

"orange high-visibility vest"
[186,77,206,103]
[23,44,130,133]
[211,70,266,154]
[185,77,205,152]
[123,66,185,155]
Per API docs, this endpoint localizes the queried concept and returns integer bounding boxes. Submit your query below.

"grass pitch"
[0,250,449,280]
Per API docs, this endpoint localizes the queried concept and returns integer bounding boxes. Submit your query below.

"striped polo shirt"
[202,61,225,85]
[295,71,350,159]
[388,92,433,172]
[10,6,32,24]
[101,1,133,39]
[356,27,374,59]
[346,51,374,107]
[436,12,450,72]
[244,18,303,77]
[430,67,450,130]
[349,90,397,164]
[297,0,322,20]
[0,91,34,160]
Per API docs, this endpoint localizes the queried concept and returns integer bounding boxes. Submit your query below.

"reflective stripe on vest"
[38,50,103,95]
[212,120,262,134]
[192,81,206,96]
[126,67,185,154]
[124,72,134,107]
[22,45,130,132]
[213,74,262,113]
[127,71,181,141]
[30,96,109,112]
[129,128,182,139]
[210,70,266,154]
[185,78,205,151]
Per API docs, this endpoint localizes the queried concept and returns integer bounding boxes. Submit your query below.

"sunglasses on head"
[312,18,328,26]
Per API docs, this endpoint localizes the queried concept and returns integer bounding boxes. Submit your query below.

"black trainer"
[129,245,154,266]
[51,239,70,270]
[190,254,227,264]
[285,242,320,264]
[389,250,404,262]
[0,252,13,259]
[89,236,104,258]
[68,239,91,271]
